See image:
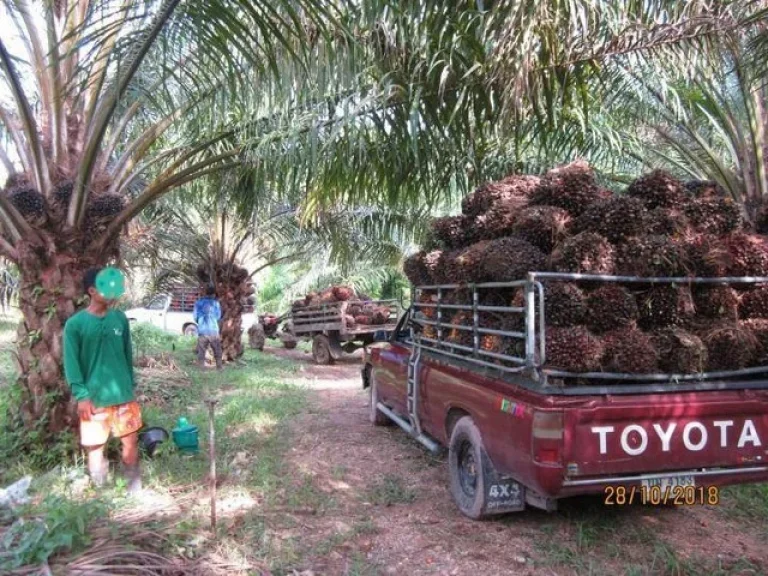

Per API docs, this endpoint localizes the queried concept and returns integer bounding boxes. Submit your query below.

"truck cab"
[364,278,768,520]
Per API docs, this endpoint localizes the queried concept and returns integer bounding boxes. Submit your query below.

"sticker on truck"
[485,477,525,512]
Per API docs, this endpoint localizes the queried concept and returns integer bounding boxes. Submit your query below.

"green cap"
[95,267,125,299]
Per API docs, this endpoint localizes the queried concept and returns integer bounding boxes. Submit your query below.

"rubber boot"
[123,463,142,495]
[88,460,109,488]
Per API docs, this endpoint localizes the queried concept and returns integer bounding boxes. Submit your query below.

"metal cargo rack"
[408,272,768,398]
[287,299,401,364]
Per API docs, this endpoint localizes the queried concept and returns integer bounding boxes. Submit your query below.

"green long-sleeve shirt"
[63,309,135,408]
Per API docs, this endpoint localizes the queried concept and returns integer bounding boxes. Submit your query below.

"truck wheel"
[449,416,491,520]
[368,369,391,426]
[312,335,334,365]
[183,324,198,337]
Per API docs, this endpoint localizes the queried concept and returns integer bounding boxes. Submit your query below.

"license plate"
[641,475,695,490]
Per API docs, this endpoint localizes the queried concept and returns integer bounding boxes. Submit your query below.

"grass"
[365,474,416,506]
[0,320,315,573]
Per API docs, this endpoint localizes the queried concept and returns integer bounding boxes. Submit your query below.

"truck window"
[146,296,166,311]
[392,307,412,342]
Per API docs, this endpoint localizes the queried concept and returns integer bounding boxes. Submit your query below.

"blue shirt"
[194,297,221,336]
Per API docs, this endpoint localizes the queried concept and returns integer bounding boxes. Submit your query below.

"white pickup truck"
[125,293,257,336]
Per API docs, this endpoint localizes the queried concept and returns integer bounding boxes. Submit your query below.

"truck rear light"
[533,411,563,466]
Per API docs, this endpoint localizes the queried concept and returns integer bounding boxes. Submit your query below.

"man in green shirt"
[63,268,142,492]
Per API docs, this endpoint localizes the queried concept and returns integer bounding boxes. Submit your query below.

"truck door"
[145,296,168,329]
[372,309,412,414]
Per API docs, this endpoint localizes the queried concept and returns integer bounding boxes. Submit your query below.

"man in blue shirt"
[194,284,223,369]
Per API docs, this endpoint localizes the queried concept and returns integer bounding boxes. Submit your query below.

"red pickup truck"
[363,273,768,519]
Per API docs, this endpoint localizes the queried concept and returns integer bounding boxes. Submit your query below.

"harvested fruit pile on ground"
[405,162,768,378]
[291,286,391,327]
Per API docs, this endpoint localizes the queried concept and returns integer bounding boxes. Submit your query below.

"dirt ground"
[264,345,768,576]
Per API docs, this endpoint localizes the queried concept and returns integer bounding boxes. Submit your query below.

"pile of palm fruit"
[404,161,768,379]
[291,286,393,327]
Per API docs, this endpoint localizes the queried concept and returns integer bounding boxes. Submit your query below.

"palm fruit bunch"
[478,315,514,357]
[403,251,432,286]
[637,285,693,329]
[416,292,437,320]
[447,311,473,347]
[551,232,615,275]
[426,250,448,284]
[332,286,356,301]
[683,233,729,277]
[585,285,638,333]
[616,235,689,277]
[573,196,648,243]
[685,180,727,199]
[52,180,74,209]
[722,232,768,277]
[510,206,571,252]
[601,327,659,373]
[476,205,520,240]
[480,237,548,282]
[692,286,739,320]
[85,193,124,221]
[627,170,686,209]
[739,287,768,319]
[451,241,492,283]
[461,174,539,217]
[646,208,690,237]
[546,326,603,372]
[684,197,742,235]
[431,215,470,250]
[7,185,46,223]
[651,327,708,374]
[355,315,372,325]
[544,283,585,327]
[697,322,757,371]
[742,319,768,366]
[529,161,604,216]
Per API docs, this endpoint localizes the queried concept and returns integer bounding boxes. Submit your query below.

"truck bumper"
[534,465,768,498]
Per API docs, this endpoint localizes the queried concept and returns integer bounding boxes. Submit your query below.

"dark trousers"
[197,334,223,368]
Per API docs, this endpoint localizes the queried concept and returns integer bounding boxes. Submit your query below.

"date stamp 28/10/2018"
[604,485,720,506]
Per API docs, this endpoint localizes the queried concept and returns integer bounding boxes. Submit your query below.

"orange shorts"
[80,401,143,447]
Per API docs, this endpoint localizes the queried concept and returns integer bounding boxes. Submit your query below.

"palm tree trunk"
[14,242,108,438]
[196,263,253,362]
[218,287,243,361]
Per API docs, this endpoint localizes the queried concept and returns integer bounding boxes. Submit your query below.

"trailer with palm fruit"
[286,286,400,364]
[363,163,768,519]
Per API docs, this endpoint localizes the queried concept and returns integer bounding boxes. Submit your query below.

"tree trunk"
[196,263,253,362]
[219,287,243,361]
[13,240,109,441]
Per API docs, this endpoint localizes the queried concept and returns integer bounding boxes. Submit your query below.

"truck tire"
[183,324,198,337]
[448,416,492,520]
[312,335,334,365]
[368,369,391,426]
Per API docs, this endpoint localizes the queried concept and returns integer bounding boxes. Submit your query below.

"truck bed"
[290,299,399,337]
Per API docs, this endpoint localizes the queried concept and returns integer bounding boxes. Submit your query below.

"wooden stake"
[205,397,219,532]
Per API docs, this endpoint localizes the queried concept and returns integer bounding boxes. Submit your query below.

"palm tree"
[0,0,355,437]
[131,174,425,350]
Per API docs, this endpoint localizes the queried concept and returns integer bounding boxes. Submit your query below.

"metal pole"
[205,397,219,532]
[525,274,536,370]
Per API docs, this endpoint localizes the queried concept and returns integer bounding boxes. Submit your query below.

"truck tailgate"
[564,390,768,477]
